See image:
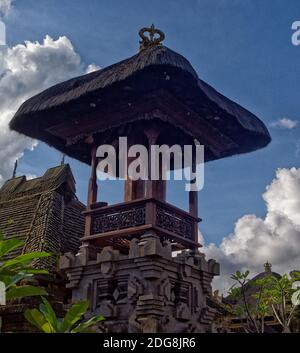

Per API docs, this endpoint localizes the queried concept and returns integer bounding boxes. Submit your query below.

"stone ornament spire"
[264,261,272,272]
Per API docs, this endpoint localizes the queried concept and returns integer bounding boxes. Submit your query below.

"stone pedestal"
[60,231,220,333]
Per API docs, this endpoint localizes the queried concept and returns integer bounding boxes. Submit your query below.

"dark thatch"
[12,46,198,115]
[0,164,84,271]
[0,164,85,332]
[10,45,271,164]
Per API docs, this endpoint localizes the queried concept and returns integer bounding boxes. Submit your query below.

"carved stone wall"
[60,231,220,333]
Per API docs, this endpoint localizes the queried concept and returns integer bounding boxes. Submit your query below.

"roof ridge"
[0,164,74,201]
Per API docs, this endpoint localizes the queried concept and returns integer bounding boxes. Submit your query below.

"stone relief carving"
[60,233,219,333]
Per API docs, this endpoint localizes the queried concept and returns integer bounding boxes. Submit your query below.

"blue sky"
[5,0,300,246]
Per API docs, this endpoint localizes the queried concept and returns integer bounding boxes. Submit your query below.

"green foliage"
[25,297,104,333]
[255,272,300,331]
[227,269,300,333]
[0,230,51,300]
[230,270,250,282]
[228,270,272,332]
[228,285,241,299]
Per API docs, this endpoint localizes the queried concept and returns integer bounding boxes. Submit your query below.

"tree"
[24,296,104,333]
[257,271,300,333]
[228,270,269,333]
[228,269,300,333]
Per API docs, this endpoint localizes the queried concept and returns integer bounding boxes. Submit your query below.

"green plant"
[228,269,300,333]
[0,230,50,301]
[257,271,300,333]
[228,270,270,333]
[25,297,104,333]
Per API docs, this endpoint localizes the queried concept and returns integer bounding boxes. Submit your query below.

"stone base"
[60,231,220,333]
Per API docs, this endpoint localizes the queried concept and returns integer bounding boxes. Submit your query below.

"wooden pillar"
[157,165,166,201]
[124,126,166,202]
[189,153,198,244]
[189,188,198,218]
[124,138,146,201]
[87,145,98,208]
[124,179,146,201]
[84,145,98,239]
[145,127,161,199]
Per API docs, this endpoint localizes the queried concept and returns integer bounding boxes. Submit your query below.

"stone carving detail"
[94,279,119,318]
[128,275,144,304]
[95,276,128,315]
[159,276,172,301]
[61,232,219,333]
[173,281,189,306]
[176,302,190,321]
[92,207,145,234]
[156,206,193,239]
[96,279,114,304]
[113,277,128,304]
[192,286,200,313]
[199,306,217,325]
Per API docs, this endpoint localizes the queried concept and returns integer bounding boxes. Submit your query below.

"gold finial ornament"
[139,24,165,51]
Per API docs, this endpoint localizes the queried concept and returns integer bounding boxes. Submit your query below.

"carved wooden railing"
[82,198,200,249]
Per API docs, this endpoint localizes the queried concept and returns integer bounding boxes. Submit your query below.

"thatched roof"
[0,164,84,271]
[12,46,198,115]
[10,45,271,164]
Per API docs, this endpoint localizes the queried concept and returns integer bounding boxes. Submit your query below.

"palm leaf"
[0,238,24,257]
[24,308,54,333]
[0,273,33,288]
[0,252,50,270]
[72,315,105,333]
[6,285,48,301]
[61,301,89,332]
[39,297,58,331]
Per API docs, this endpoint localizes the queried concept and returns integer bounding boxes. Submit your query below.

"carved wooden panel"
[156,206,193,240]
[91,206,146,234]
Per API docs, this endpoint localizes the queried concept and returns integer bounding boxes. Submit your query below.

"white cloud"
[0,0,13,18]
[0,35,98,184]
[270,118,299,129]
[25,173,36,180]
[202,168,300,293]
[85,63,101,74]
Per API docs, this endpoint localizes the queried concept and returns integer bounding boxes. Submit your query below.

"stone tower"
[9,26,271,332]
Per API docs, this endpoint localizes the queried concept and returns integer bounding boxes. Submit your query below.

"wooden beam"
[144,126,160,199]
[189,152,199,244]
[87,145,98,208]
